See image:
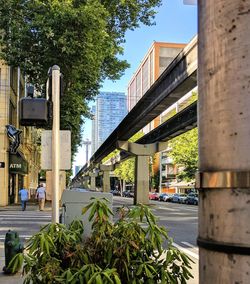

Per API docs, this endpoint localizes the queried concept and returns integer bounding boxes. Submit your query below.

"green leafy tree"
[150,168,160,190]
[0,0,162,157]
[168,128,198,181]
[114,131,144,183]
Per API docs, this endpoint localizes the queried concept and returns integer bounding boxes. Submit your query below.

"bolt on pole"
[52,65,60,223]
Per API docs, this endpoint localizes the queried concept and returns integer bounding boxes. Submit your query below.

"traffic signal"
[19,97,51,127]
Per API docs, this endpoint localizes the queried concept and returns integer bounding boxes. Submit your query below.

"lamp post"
[51,65,60,223]
[83,139,91,163]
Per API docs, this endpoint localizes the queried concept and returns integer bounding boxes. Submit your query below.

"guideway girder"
[117,140,167,204]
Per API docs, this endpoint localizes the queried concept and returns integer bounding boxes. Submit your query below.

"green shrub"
[10,198,193,283]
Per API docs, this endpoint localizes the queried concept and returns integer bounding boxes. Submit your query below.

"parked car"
[159,193,172,202]
[149,192,159,200]
[178,194,187,204]
[171,193,180,203]
[167,194,174,202]
[159,193,167,201]
[186,193,198,205]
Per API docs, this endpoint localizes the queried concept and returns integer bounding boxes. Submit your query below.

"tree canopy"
[168,128,198,181]
[0,0,162,156]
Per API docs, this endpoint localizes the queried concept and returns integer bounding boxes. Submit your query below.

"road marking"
[183,208,198,212]
[156,207,180,211]
[0,235,32,240]
[181,241,199,250]
[173,242,199,260]
[0,216,51,222]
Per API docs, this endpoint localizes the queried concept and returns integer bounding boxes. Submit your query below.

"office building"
[91,92,127,153]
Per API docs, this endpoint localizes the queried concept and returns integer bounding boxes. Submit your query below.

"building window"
[9,102,15,125]
[10,67,18,95]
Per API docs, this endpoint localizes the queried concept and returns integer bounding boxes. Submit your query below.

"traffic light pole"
[51,65,60,223]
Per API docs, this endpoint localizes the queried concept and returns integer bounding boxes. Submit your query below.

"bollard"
[3,230,23,274]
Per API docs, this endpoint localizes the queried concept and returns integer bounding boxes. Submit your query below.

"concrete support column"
[89,173,96,191]
[198,1,250,283]
[135,155,150,205]
[83,177,89,189]
[102,171,110,193]
[100,165,114,193]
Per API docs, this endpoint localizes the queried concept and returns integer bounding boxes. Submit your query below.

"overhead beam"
[72,36,197,184]
[72,102,197,184]
[89,37,197,164]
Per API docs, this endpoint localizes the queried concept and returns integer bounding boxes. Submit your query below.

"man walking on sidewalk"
[36,183,46,211]
[19,187,29,211]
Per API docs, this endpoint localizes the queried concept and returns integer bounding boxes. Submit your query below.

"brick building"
[0,62,40,205]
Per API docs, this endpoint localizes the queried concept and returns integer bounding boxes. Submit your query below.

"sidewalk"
[0,202,52,283]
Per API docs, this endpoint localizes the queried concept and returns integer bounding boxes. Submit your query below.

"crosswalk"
[0,210,51,245]
[0,207,199,261]
[173,241,199,260]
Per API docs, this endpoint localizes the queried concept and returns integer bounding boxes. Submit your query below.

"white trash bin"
[61,189,113,238]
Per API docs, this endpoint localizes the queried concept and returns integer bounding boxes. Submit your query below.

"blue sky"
[74,0,197,168]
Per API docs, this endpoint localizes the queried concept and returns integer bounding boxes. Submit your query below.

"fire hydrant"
[3,230,23,274]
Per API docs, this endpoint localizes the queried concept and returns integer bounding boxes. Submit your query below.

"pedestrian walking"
[19,187,29,211]
[36,183,46,211]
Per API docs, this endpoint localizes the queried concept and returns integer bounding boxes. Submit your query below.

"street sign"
[0,162,5,168]
[41,130,71,170]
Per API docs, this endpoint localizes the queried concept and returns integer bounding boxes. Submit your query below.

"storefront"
[9,152,28,204]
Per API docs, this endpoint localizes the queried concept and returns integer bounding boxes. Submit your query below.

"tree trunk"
[198,1,250,283]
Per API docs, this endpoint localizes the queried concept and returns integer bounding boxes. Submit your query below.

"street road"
[113,196,198,257]
[0,198,199,283]
[113,196,199,283]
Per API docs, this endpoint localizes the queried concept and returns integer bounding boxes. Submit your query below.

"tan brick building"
[0,62,40,206]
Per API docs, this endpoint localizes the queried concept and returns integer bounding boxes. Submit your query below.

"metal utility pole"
[198,1,250,283]
[83,139,91,162]
[51,65,60,223]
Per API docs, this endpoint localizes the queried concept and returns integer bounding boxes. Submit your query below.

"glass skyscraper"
[91,92,127,154]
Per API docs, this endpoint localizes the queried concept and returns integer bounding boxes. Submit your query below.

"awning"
[169,181,195,188]
[9,152,28,175]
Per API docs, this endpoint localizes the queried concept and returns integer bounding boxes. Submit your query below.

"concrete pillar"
[100,165,114,193]
[103,171,110,193]
[83,177,89,189]
[198,1,250,283]
[135,155,150,205]
[89,173,96,191]
[117,140,167,205]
